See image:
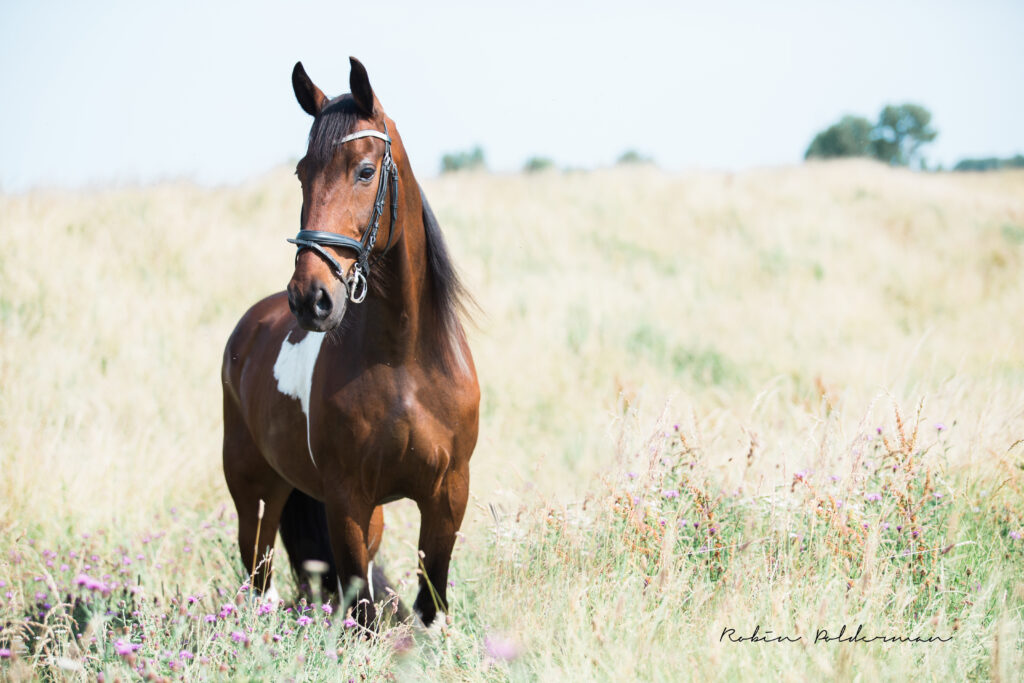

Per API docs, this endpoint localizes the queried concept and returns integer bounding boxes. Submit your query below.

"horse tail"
[278,489,338,598]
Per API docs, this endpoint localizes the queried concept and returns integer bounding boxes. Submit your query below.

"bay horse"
[221,57,479,627]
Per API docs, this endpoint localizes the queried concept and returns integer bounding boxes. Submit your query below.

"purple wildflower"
[230,631,246,643]
[321,603,333,615]
[74,573,109,594]
[1010,531,1022,541]
[296,615,313,627]
[484,634,520,661]
[0,648,10,659]
[865,493,883,502]
[114,640,140,656]
[663,489,679,499]
[935,423,946,432]
[343,617,358,628]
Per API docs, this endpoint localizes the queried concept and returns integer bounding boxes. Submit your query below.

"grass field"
[1,160,1023,680]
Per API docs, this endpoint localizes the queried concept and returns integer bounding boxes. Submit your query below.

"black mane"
[420,187,473,369]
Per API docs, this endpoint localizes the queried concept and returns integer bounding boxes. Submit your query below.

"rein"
[287,122,399,303]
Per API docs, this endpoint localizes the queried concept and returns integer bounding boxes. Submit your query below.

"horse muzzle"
[287,276,348,332]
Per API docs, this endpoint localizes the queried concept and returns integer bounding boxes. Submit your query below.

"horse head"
[287,57,401,331]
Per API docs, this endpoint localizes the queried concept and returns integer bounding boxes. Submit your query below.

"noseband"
[287,122,399,304]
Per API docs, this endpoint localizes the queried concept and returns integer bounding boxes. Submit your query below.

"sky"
[1,0,1022,192]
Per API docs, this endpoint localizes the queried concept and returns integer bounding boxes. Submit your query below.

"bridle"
[287,122,399,304]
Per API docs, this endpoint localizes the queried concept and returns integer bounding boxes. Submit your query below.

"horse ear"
[292,62,326,117]
[349,57,375,117]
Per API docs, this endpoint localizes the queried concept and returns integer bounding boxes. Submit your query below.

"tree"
[523,156,555,173]
[804,104,938,168]
[870,104,937,168]
[440,146,486,173]
[616,149,653,165]
[804,116,874,160]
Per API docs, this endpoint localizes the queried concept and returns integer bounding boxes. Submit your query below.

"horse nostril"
[313,287,332,319]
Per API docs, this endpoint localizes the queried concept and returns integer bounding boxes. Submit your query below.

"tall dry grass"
[1,160,1022,679]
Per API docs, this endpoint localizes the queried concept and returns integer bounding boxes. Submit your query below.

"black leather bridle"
[287,122,399,303]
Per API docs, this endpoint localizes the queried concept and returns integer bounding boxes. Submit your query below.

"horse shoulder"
[222,292,292,401]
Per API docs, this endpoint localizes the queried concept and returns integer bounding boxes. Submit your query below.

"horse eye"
[358,166,375,181]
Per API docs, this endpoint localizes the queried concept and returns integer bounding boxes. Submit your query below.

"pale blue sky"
[1,0,1022,191]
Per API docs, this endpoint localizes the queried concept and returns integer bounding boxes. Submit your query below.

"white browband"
[337,129,391,145]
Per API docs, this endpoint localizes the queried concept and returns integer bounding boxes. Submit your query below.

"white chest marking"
[273,330,326,467]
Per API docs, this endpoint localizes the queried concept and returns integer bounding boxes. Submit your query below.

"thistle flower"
[1010,531,1022,541]
[74,573,109,594]
[296,616,313,627]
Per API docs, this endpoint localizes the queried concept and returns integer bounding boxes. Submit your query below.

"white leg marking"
[367,561,375,602]
[264,584,280,605]
[273,330,326,467]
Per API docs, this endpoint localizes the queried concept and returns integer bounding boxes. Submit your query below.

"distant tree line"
[953,155,1024,172]
[440,147,655,174]
[805,103,937,168]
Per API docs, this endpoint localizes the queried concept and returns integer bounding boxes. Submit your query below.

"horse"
[221,57,480,627]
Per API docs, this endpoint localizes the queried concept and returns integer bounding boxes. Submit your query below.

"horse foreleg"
[325,495,377,626]
[223,397,291,599]
[413,465,469,627]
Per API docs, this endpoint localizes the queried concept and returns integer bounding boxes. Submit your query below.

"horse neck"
[360,188,431,364]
